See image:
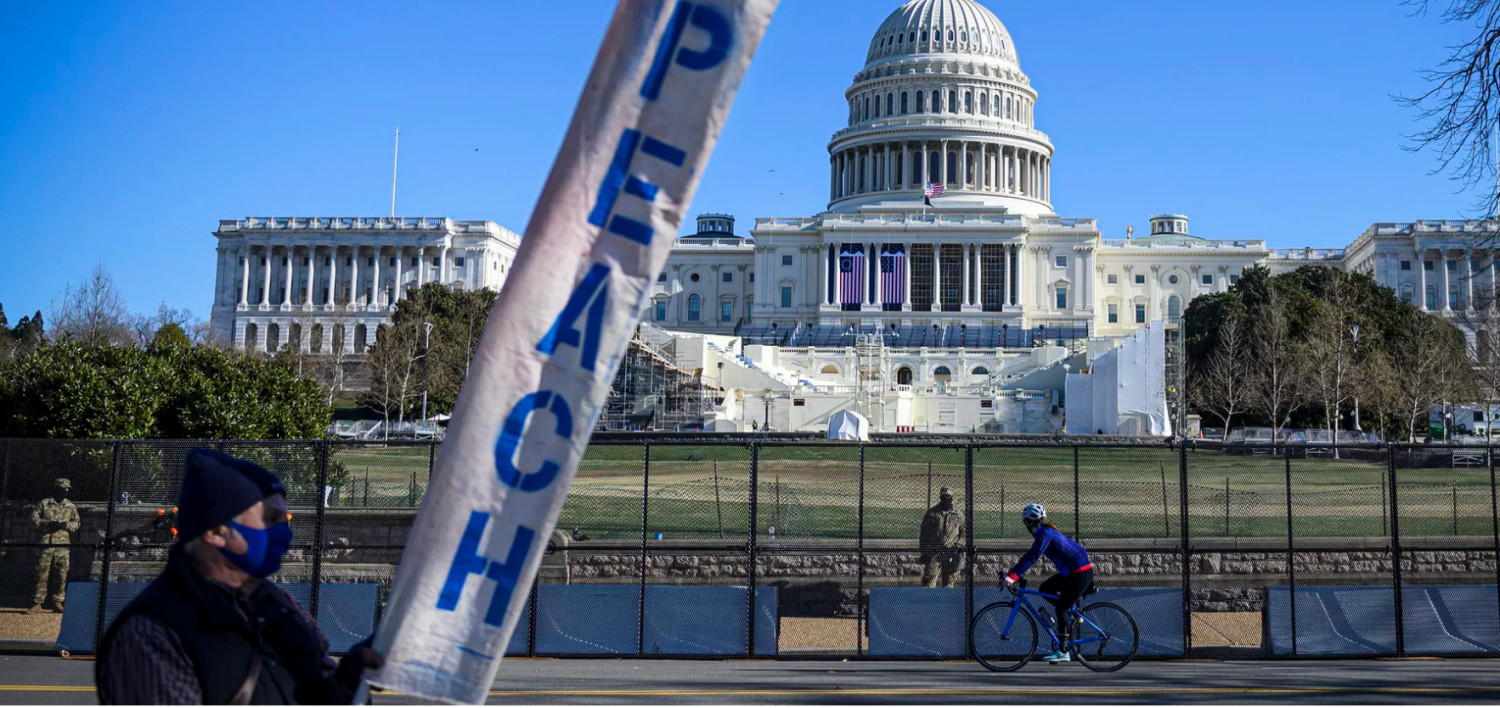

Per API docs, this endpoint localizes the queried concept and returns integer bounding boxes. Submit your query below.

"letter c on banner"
[494,391,574,492]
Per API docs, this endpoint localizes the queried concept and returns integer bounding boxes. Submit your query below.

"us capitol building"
[649,0,1497,345]
[207,0,1499,433]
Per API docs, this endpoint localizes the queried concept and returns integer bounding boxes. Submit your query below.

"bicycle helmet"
[1022,503,1047,523]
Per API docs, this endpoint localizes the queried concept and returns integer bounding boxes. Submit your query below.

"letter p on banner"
[362,0,777,703]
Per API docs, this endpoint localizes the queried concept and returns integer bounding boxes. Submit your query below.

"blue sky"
[0,1,1483,321]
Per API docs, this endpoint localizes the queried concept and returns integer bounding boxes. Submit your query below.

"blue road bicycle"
[969,577,1139,672]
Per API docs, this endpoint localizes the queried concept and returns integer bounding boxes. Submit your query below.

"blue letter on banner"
[437,511,491,611]
[483,525,537,627]
[536,263,610,372]
[588,129,687,246]
[494,391,574,492]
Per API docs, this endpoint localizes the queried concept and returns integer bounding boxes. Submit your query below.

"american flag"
[881,249,906,307]
[924,183,946,198]
[839,247,865,307]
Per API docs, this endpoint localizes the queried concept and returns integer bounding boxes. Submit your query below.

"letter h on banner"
[438,511,538,628]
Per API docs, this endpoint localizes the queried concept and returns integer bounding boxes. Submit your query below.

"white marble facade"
[209,217,520,353]
[649,0,1499,340]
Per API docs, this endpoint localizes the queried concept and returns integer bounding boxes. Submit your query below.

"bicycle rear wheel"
[969,602,1038,672]
[1070,601,1138,672]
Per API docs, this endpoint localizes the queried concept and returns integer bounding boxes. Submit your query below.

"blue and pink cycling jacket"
[1006,525,1092,581]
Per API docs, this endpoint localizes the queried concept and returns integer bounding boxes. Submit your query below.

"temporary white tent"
[827,410,871,441]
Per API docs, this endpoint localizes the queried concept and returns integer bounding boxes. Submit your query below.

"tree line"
[0,266,329,439]
[1184,265,1477,442]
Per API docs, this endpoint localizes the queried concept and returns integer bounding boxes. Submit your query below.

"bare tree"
[1399,0,1500,221]
[1355,346,1400,442]
[1190,315,1251,441]
[311,304,355,408]
[1303,292,1357,452]
[1390,314,1471,441]
[51,264,132,347]
[363,323,424,435]
[1249,289,1310,446]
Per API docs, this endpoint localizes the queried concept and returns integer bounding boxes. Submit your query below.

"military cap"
[939,486,954,497]
[55,478,71,489]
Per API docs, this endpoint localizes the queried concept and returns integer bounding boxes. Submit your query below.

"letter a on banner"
[362,0,778,703]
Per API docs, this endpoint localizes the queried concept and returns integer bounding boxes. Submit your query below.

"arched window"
[965,91,973,113]
[980,92,988,115]
[946,151,958,185]
[897,367,913,385]
[972,366,990,377]
[934,366,953,382]
[910,31,916,43]
[1005,95,1012,119]
[265,323,279,354]
[887,93,894,116]
[901,91,909,114]
[244,323,258,350]
[947,29,955,42]
[688,294,702,321]
[820,364,840,375]
[863,96,870,120]
[1167,295,1182,321]
[961,30,968,43]
[898,33,904,45]
[932,90,941,113]
[993,95,1000,115]
[354,323,368,354]
[948,91,957,113]
[929,152,941,182]
[874,96,881,118]
[916,91,925,112]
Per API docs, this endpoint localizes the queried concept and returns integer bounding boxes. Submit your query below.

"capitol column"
[371,247,382,308]
[238,247,250,307]
[884,144,892,191]
[939,140,949,186]
[1416,244,1427,309]
[349,247,361,306]
[1440,247,1452,312]
[282,248,293,307]
[873,244,884,309]
[1149,265,1161,321]
[976,144,986,193]
[961,243,972,306]
[903,242,913,311]
[260,247,272,308]
[933,246,942,312]
[328,245,339,307]
[903,144,913,190]
[1466,253,1475,311]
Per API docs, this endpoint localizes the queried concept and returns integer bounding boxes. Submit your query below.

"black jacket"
[97,545,354,704]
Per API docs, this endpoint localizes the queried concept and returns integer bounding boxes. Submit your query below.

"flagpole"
[390,126,400,218]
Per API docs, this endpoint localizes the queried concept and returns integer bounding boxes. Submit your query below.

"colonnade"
[1409,245,1500,313]
[830,140,1050,202]
[816,242,1026,312]
[224,243,461,310]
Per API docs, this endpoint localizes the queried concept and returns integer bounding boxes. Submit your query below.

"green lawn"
[324,443,1500,539]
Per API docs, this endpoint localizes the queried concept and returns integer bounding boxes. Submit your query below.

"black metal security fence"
[1,437,1497,660]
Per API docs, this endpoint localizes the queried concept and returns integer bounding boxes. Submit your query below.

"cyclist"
[1003,503,1093,664]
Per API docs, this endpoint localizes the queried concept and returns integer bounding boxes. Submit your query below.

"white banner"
[363,0,776,703]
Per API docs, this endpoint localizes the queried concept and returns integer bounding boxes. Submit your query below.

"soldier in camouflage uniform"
[29,478,79,613]
[919,487,966,587]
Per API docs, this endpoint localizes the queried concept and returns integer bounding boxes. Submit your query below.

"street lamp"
[1350,324,1361,433]
[420,321,435,422]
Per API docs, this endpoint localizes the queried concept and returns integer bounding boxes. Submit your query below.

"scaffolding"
[597,329,719,432]
[854,333,888,424]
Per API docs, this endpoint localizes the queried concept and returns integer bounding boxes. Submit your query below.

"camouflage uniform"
[32,480,80,610]
[919,489,966,588]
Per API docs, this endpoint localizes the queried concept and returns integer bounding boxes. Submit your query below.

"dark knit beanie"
[175,448,280,542]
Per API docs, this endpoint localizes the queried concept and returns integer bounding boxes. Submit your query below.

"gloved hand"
[336,636,385,691]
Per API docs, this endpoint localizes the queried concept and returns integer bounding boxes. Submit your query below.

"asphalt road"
[2,655,1499,704]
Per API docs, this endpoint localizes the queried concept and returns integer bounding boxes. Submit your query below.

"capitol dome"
[827,0,1055,217]
[865,0,1019,68]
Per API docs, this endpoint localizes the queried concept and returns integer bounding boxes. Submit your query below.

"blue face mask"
[219,520,293,578]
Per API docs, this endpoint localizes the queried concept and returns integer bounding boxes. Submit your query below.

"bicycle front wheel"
[970,602,1038,672]
[1071,601,1139,672]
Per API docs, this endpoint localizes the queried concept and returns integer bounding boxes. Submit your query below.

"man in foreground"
[96,448,381,704]
[919,486,965,587]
